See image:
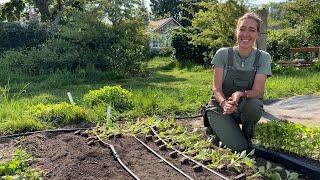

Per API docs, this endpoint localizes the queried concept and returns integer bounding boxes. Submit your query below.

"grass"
[0,56,320,134]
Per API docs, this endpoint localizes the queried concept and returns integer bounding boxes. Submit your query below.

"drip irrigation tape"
[174,114,204,120]
[150,127,230,180]
[0,127,141,180]
[96,135,141,180]
[134,136,194,180]
[0,127,93,139]
[253,145,320,179]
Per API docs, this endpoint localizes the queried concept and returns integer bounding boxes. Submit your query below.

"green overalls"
[205,48,263,152]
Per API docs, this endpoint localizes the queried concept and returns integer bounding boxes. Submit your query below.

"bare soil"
[0,131,225,180]
[1,132,132,180]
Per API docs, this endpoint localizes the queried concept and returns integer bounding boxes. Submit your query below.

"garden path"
[261,95,320,126]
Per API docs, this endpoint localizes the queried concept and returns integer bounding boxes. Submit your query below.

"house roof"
[148,17,181,32]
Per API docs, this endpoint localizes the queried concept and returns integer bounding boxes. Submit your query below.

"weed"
[0,149,41,179]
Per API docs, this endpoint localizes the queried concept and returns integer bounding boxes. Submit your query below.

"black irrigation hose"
[134,136,194,180]
[0,127,93,139]
[253,145,320,179]
[0,128,141,180]
[174,114,204,120]
[150,127,230,180]
[96,135,141,180]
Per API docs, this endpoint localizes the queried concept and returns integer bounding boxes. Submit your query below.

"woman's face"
[236,18,259,50]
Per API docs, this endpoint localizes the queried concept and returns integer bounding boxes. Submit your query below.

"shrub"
[267,27,309,62]
[0,39,88,75]
[83,86,133,111]
[171,28,210,66]
[311,59,320,71]
[30,102,90,126]
[0,22,47,52]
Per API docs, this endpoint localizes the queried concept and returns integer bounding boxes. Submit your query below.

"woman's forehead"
[238,18,258,29]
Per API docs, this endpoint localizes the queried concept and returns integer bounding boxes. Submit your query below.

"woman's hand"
[222,100,237,115]
[222,91,243,115]
[229,91,244,106]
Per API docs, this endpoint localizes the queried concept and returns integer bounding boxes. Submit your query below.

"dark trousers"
[206,98,263,152]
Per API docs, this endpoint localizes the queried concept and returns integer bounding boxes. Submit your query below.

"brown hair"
[237,12,262,32]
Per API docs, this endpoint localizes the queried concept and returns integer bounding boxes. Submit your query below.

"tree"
[191,0,247,50]
[266,0,320,28]
[0,0,25,21]
[0,0,86,22]
[150,0,180,20]
[150,0,204,27]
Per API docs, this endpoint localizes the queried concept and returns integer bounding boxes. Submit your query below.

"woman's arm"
[229,73,267,103]
[213,67,237,114]
[213,67,226,106]
[246,73,267,98]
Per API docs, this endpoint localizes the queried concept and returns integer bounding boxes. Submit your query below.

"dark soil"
[0,131,225,180]
[1,132,132,180]
[1,114,319,179]
[106,135,187,180]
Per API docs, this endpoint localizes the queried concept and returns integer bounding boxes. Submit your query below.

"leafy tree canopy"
[150,0,204,27]
[190,0,247,49]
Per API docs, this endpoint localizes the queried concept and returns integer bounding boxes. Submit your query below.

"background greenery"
[0,0,319,134]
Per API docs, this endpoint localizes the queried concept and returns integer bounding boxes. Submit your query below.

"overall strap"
[226,48,233,70]
[253,49,261,71]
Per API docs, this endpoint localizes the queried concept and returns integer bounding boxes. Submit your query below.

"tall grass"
[0,86,52,134]
[1,56,320,134]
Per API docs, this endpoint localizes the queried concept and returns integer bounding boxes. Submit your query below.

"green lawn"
[1,56,320,134]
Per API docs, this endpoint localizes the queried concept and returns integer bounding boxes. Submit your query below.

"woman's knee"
[241,99,263,122]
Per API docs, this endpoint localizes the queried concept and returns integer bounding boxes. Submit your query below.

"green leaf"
[288,172,299,180]
[258,166,265,174]
[266,161,272,170]
[239,150,246,159]
[270,172,281,180]
[273,166,283,172]
[248,149,255,156]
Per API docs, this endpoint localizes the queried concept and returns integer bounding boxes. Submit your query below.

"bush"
[83,86,133,112]
[0,22,47,52]
[311,59,320,71]
[267,28,309,62]
[0,39,92,75]
[31,102,90,126]
[171,28,210,65]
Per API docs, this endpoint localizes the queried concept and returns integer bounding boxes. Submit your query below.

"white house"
[148,17,182,52]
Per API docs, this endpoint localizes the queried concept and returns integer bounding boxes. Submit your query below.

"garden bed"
[1,116,319,180]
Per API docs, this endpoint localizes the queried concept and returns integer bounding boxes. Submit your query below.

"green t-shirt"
[211,47,272,80]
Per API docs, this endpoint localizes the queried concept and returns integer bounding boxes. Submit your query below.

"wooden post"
[256,8,268,51]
